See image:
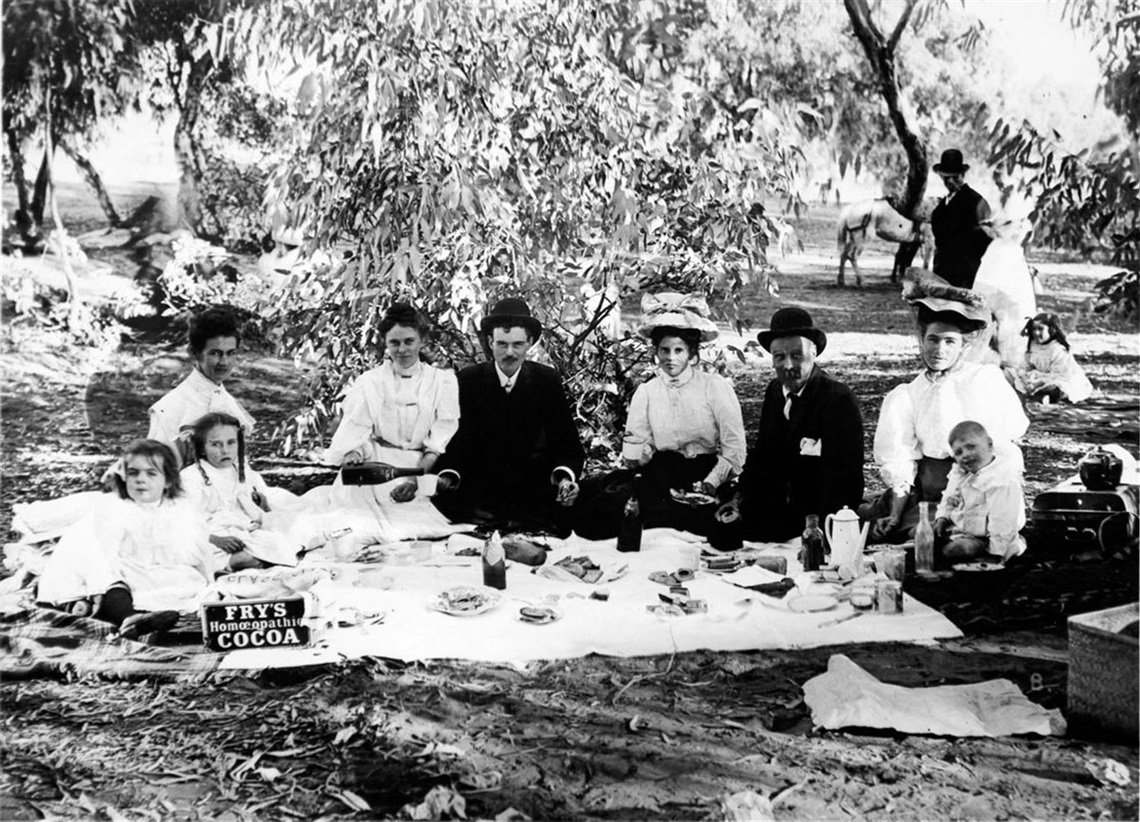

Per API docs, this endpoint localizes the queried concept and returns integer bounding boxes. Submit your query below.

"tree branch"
[887,0,918,53]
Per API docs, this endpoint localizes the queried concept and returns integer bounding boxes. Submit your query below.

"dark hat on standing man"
[480,297,543,339]
[932,148,970,175]
[756,307,827,354]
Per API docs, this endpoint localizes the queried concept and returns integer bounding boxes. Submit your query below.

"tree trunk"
[173,52,215,236]
[843,0,928,215]
[5,129,30,217]
[60,140,122,226]
[30,145,52,226]
[43,87,80,322]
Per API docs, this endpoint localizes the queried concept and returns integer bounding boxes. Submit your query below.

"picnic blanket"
[1028,394,1139,445]
[214,532,962,669]
[0,530,962,678]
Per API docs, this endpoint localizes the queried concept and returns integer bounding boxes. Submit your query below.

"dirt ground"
[2,191,1138,820]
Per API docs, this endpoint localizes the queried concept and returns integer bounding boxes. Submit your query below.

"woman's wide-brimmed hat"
[480,297,543,339]
[637,292,719,343]
[910,295,989,332]
[932,148,970,175]
[756,306,827,354]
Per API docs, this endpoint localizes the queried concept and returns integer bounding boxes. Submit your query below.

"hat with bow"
[637,292,719,342]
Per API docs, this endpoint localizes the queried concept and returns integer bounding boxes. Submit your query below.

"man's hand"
[227,550,263,571]
[389,480,418,503]
[556,477,579,507]
[435,473,457,493]
[210,534,246,554]
[871,515,898,540]
[693,481,716,498]
[715,493,742,525]
[343,450,365,466]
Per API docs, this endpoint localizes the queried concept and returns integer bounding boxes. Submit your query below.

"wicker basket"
[1067,602,1139,740]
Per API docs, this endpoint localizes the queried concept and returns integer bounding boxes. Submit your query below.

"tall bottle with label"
[801,514,825,571]
[482,530,507,589]
[914,502,935,573]
[616,474,643,553]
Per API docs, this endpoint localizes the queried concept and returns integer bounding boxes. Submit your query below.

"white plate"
[952,561,1005,573]
[429,586,503,617]
[787,594,839,613]
[516,605,563,625]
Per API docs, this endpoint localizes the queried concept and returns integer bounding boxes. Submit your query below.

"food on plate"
[518,605,561,624]
[433,586,500,615]
[669,488,716,506]
[554,555,603,584]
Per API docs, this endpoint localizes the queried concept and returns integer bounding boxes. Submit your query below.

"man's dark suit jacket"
[738,366,864,542]
[931,184,993,289]
[434,360,584,528]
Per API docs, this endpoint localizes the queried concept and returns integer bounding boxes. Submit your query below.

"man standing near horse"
[930,148,994,289]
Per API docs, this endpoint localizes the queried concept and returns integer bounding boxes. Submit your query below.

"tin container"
[875,580,903,614]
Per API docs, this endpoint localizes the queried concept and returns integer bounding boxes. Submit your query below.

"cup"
[621,435,649,464]
[875,579,903,614]
[875,548,906,583]
[678,545,702,573]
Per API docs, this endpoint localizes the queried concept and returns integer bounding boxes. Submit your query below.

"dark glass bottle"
[616,474,643,553]
[801,514,825,571]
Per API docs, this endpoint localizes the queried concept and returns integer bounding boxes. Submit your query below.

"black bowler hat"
[480,297,543,339]
[932,148,970,175]
[757,307,827,354]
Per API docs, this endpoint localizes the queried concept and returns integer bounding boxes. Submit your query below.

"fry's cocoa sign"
[201,597,310,652]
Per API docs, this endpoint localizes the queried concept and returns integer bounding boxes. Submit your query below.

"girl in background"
[1015,313,1094,404]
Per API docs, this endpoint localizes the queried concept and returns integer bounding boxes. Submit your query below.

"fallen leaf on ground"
[722,790,775,822]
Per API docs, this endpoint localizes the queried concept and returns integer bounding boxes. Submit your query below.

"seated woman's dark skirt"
[861,456,954,543]
[574,451,741,549]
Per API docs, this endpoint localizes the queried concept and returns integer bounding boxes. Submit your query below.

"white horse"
[836,199,920,286]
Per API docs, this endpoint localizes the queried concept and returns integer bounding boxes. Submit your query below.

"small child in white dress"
[181,412,299,567]
[934,420,1027,563]
[1015,313,1093,404]
[37,440,257,639]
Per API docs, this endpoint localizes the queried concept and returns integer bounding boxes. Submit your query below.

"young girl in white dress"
[37,440,258,639]
[1014,313,1094,404]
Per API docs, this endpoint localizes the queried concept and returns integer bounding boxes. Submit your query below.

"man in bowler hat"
[929,148,994,289]
[716,307,864,542]
[433,297,585,535]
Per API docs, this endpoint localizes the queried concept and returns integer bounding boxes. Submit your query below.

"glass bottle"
[616,474,643,553]
[482,530,507,589]
[801,514,825,571]
[915,502,935,573]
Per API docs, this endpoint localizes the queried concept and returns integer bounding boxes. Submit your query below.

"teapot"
[1079,446,1124,490]
[825,506,869,575]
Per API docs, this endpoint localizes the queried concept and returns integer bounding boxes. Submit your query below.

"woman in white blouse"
[575,293,745,545]
[868,294,1028,540]
[325,303,460,502]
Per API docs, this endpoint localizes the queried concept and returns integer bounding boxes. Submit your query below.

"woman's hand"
[389,480,418,503]
[933,516,952,541]
[210,534,246,554]
[343,450,365,466]
[693,481,716,498]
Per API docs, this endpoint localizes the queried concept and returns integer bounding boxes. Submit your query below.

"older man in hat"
[929,148,994,289]
[433,297,585,535]
[717,307,864,542]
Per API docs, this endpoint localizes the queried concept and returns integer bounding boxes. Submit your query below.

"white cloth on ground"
[625,367,746,488]
[148,368,255,454]
[875,361,1027,495]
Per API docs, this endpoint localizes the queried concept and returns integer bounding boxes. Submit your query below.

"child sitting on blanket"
[37,440,260,640]
[1014,313,1094,404]
[933,420,1027,563]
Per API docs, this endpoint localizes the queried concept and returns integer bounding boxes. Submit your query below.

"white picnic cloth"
[217,530,962,669]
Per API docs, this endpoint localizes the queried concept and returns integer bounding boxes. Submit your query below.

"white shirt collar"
[495,362,521,390]
[390,360,423,379]
[660,365,695,388]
